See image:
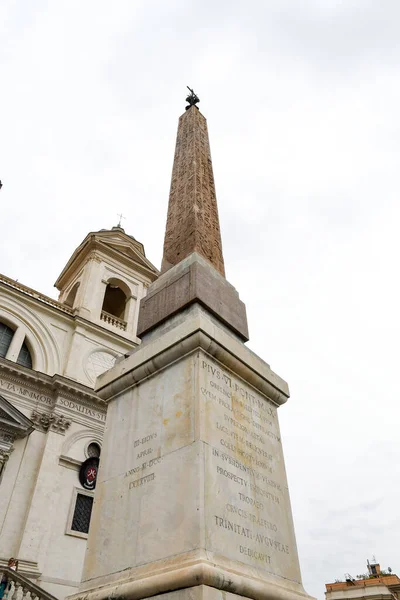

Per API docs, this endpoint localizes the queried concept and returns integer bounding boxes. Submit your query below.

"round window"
[87,442,101,458]
[86,351,116,383]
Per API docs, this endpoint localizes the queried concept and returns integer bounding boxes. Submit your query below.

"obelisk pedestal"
[68,101,314,600]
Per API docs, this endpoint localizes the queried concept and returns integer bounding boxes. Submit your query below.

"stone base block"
[137,253,249,341]
[70,561,313,600]
[71,306,313,600]
[145,585,283,600]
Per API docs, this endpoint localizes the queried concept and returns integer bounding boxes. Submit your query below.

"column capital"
[31,410,72,435]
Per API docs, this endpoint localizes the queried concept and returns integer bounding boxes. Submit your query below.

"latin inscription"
[240,545,271,565]
[226,503,277,532]
[58,398,106,422]
[213,448,281,490]
[0,378,106,422]
[201,358,293,570]
[216,465,280,503]
[134,433,157,447]
[129,473,155,489]
[214,515,289,559]
[125,431,161,491]
[201,362,276,420]
[0,378,53,406]
[125,457,162,478]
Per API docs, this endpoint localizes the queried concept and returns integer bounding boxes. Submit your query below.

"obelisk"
[161,91,225,277]
[72,91,314,600]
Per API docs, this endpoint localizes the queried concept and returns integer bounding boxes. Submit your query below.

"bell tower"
[55,226,158,339]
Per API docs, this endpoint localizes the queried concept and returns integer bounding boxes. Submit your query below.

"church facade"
[0,226,158,599]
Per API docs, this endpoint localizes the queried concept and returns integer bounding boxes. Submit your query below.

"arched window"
[87,442,101,458]
[0,323,14,358]
[101,284,127,320]
[0,322,33,368]
[17,341,33,369]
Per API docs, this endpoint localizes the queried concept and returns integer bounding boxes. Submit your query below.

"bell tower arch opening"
[0,320,34,369]
[101,278,130,321]
[54,227,159,336]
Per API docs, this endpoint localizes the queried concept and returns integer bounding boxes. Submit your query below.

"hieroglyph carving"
[161,106,225,276]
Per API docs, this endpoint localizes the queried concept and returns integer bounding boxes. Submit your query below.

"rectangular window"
[72,494,94,533]
[66,488,94,538]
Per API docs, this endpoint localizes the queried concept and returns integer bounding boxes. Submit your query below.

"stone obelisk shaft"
[161,106,225,277]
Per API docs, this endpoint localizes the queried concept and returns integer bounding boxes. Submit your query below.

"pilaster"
[16,428,67,566]
[6,326,27,362]
[75,255,103,319]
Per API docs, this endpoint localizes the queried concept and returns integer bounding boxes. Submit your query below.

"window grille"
[71,493,94,534]
[0,323,14,358]
[17,342,32,369]
[87,442,101,458]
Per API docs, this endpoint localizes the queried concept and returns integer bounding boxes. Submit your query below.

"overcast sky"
[2,1,400,597]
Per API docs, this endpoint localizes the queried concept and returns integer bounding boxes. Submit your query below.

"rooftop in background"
[326,562,400,600]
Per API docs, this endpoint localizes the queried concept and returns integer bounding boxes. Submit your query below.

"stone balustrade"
[100,310,127,331]
[0,569,58,600]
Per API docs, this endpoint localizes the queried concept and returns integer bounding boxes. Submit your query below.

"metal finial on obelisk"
[185,86,200,110]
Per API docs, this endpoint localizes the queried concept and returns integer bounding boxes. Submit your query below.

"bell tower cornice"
[55,229,158,292]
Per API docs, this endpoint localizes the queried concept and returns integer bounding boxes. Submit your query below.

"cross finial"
[116,213,126,228]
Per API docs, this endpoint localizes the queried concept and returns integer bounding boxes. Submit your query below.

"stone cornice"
[74,555,311,600]
[0,420,30,438]
[0,393,34,438]
[97,305,289,407]
[0,274,73,315]
[0,278,139,347]
[59,454,81,470]
[55,234,159,291]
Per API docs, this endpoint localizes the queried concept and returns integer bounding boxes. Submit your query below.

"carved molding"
[90,253,103,264]
[0,447,13,464]
[74,558,310,600]
[97,305,289,407]
[0,430,16,445]
[31,411,72,434]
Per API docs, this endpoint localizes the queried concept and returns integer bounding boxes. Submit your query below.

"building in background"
[326,561,400,600]
[0,226,158,599]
